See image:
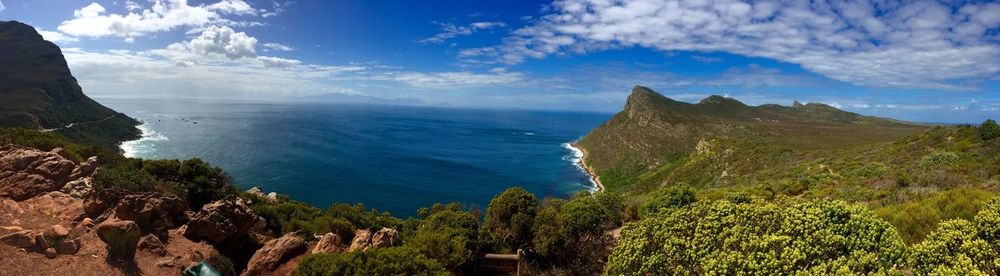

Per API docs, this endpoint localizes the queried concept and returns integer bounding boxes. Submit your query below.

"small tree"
[485,187,537,251]
[981,119,1000,141]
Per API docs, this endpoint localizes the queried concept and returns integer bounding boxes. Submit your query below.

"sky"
[1,0,999,123]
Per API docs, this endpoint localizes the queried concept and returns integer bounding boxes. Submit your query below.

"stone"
[370,227,402,249]
[61,177,94,198]
[22,191,86,221]
[0,230,36,249]
[246,187,265,197]
[137,234,168,256]
[69,156,98,180]
[265,192,278,203]
[96,218,142,258]
[44,224,70,240]
[156,256,181,267]
[347,229,372,252]
[44,247,57,259]
[0,145,77,200]
[311,232,343,254]
[183,196,265,244]
[113,193,189,241]
[53,237,80,254]
[242,232,307,276]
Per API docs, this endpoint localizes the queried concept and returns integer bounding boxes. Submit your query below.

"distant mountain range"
[0,21,139,149]
[576,85,931,194]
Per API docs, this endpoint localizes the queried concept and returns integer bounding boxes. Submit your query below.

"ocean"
[100,98,611,217]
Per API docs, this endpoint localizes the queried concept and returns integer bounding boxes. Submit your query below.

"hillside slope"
[0,21,139,149]
[576,85,930,194]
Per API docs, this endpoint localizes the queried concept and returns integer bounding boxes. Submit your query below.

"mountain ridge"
[0,21,140,149]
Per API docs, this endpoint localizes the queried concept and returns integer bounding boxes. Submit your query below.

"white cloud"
[163,25,257,60]
[466,0,1000,90]
[377,69,525,89]
[420,21,506,44]
[35,28,78,44]
[0,0,6,13]
[58,0,264,41]
[262,42,294,51]
[124,1,142,11]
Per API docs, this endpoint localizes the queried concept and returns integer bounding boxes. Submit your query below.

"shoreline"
[567,142,605,193]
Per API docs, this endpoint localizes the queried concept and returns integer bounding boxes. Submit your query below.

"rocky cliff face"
[0,21,139,149]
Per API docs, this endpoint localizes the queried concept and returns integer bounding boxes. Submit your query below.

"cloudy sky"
[1,0,999,123]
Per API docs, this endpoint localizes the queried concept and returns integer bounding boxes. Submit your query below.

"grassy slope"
[0,21,139,149]
[578,86,999,242]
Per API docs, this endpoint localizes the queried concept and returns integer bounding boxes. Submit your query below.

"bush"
[485,187,537,251]
[639,185,696,218]
[910,219,997,274]
[295,247,447,276]
[605,199,906,275]
[206,252,237,276]
[981,119,1000,141]
[408,226,472,269]
[920,151,960,169]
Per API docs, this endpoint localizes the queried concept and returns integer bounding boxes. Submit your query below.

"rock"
[370,227,402,249]
[156,255,181,267]
[183,196,265,244]
[80,218,95,228]
[69,156,98,180]
[137,234,168,256]
[44,247,57,259]
[347,229,372,252]
[96,218,141,258]
[83,197,110,219]
[265,192,278,203]
[1,198,22,214]
[246,187,265,197]
[311,232,343,254]
[242,232,307,276]
[61,177,94,198]
[0,145,77,200]
[44,224,70,240]
[22,191,86,221]
[53,237,80,254]
[0,230,36,249]
[113,193,189,241]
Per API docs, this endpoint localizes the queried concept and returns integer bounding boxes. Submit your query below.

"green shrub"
[910,219,997,274]
[639,185,696,218]
[981,119,1000,141]
[408,226,472,269]
[920,151,960,169]
[857,162,890,178]
[103,228,142,262]
[294,247,447,276]
[605,199,906,275]
[485,187,537,251]
[206,252,237,276]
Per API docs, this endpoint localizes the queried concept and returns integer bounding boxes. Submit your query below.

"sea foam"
[562,142,599,192]
[120,123,168,158]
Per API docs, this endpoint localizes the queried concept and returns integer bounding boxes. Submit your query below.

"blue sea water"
[100,98,611,217]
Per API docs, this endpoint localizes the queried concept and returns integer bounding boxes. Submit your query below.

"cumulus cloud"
[465,0,1000,90]
[58,0,263,41]
[164,25,257,60]
[420,21,506,44]
[0,0,6,13]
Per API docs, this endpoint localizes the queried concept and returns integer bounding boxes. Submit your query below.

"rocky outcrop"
[137,234,167,256]
[0,146,95,200]
[113,193,188,240]
[246,186,278,203]
[311,232,343,254]
[347,228,401,252]
[21,191,86,221]
[242,232,307,276]
[1,230,36,249]
[183,196,265,244]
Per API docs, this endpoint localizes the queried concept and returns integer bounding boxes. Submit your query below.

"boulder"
[43,224,70,240]
[246,187,265,197]
[370,227,402,249]
[113,193,189,240]
[347,229,372,252]
[61,177,94,198]
[242,232,307,276]
[311,232,343,254]
[96,218,142,259]
[137,234,168,256]
[44,247,57,259]
[0,230,36,249]
[0,145,78,200]
[53,237,80,254]
[183,196,265,244]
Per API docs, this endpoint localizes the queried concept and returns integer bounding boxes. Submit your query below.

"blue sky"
[1,0,999,123]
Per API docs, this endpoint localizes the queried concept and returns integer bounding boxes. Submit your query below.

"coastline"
[567,142,605,193]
